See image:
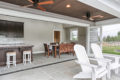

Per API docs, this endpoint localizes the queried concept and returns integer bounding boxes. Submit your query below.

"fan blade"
[22,4,33,7]
[82,16,86,18]
[28,0,34,3]
[89,17,94,21]
[92,15,104,18]
[37,6,46,11]
[38,0,54,5]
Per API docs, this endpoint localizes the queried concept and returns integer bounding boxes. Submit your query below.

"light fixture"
[66,4,71,8]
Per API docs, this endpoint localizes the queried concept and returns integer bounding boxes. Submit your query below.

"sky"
[102,24,120,37]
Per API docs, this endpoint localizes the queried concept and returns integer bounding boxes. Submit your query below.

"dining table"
[51,44,59,58]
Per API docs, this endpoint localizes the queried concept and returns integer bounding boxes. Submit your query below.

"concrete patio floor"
[0,60,120,80]
[0,53,76,75]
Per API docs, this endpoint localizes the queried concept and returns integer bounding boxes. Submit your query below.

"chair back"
[44,43,49,52]
[50,43,56,45]
[59,44,67,53]
[91,43,104,65]
[91,43,104,59]
[67,43,74,52]
[74,44,91,73]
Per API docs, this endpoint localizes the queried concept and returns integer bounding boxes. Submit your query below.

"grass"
[102,46,120,55]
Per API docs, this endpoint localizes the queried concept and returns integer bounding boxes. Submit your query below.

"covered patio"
[0,0,120,80]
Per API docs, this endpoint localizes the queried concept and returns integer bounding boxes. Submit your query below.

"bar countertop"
[0,44,33,48]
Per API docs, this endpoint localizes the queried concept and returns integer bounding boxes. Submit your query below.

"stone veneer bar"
[0,44,33,66]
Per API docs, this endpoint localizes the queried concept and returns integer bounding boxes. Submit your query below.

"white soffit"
[95,18,120,26]
[78,0,120,18]
[0,1,95,27]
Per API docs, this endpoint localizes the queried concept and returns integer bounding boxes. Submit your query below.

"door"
[54,31,60,42]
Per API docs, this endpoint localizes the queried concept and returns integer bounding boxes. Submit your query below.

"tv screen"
[0,20,24,38]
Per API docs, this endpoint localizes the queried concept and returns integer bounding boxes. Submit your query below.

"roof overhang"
[0,1,95,27]
[0,1,120,27]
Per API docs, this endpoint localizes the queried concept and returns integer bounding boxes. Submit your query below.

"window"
[70,29,78,41]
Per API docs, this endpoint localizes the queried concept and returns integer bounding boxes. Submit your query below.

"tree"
[106,36,111,42]
[118,31,120,36]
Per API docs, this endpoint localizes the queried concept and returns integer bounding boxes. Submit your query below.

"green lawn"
[103,46,120,55]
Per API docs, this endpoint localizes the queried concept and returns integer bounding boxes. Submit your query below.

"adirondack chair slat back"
[74,44,92,73]
[91,43,104,59]
[91,43,104,65]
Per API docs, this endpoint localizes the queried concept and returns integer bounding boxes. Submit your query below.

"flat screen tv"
[0,20,24,38]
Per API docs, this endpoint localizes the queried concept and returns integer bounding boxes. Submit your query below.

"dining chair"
[44,43,53,57]
[59,44,67,58]
[50,42,56,45]
[91,43,120,77]
[74,44,108,80]
[67,43,75,56]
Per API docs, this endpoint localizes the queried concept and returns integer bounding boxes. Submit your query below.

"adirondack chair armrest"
[104,55,120,64]
[98,58,112,63]
[103,54,120,59]
[89,58,98,61]
[75,60,97,68]
[89,57,111,63]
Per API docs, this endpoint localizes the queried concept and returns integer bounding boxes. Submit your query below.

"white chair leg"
[28,54,30,62]
[23,54,24,64]
[24,55,26,64]
[107,69,111,79]
[7,63,10,68]
[115,68,119,74]
[30,54,31,63]
[13,55,16,67]
[92,71,96,80]
[102,75,106,80]
[92,76,96,80]
[115,57,119,74]
[107,63,111,79]
[7,56,10,68]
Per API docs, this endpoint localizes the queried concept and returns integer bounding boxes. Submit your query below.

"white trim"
[53,29,62,42]
[86,27,90,54]
[0,8,89,27]
[70,28,78,41]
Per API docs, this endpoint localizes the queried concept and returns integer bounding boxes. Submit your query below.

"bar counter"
[0,44,33,66]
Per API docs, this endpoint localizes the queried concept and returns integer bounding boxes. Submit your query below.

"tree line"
[103,32,120,42]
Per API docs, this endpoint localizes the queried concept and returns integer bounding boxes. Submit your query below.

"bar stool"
[23,50,31,64]
[6,52,16,68]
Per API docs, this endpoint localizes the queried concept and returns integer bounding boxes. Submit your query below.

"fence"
[102,42,120,55]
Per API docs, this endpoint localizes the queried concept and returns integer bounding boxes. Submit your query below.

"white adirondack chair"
[91,43,120,75]
[73,44,108,80]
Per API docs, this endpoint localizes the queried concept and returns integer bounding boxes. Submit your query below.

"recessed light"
[66,4,71,8]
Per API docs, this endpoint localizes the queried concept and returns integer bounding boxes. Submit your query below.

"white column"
[86,27,90,54]
[100,26,103,50]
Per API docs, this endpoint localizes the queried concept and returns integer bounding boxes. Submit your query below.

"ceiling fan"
[23,0,54,11]
[82,12,104,21]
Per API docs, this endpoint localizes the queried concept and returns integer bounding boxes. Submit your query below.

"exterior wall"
[90,28,99,43]
[64,27,86,47]
[0,15,66,53]
[90,27,100,53]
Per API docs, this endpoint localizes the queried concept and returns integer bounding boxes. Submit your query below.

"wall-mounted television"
[0,20,24,38]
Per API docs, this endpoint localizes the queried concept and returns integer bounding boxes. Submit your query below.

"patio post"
[86,27,90,54]
[100,26,103,50]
